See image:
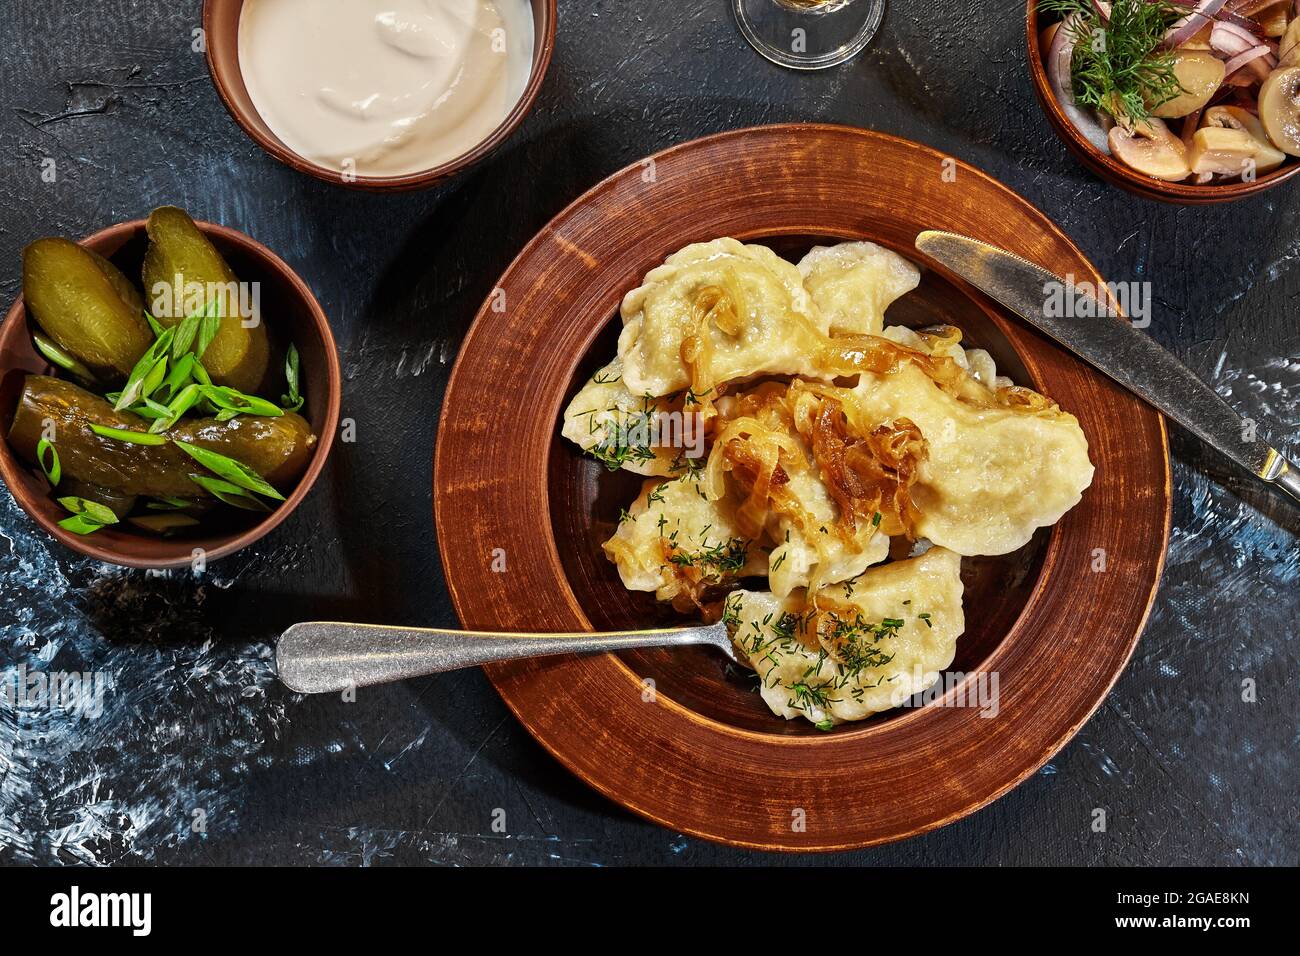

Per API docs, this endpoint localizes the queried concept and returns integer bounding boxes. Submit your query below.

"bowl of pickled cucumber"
[0,207,341,568]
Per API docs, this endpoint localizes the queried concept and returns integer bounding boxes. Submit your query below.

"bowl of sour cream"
[204,0,555,189]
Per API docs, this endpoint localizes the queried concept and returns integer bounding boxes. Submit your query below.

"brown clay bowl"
[434,124,1172,850]
[203,0,557,191]
[0,218,341,569]
[1027,0,1300,204]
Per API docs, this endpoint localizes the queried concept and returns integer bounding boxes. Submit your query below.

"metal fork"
[275,620,738,694]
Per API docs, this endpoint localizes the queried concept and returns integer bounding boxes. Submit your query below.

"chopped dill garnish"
[1041,0,1185,126]
[589,411,656,472]
[788,681,839,714]
[824,612,901,685]
[667,536,749,580]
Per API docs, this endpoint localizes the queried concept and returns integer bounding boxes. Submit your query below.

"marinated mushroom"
[1257,1,1289,38]
[1152,51,1226,118]
[1201,106,1284,171]
[1259,66,1300,156]
[1189,127,1285,177]
[1109,118,1191,180]
[1280,17,1300,69]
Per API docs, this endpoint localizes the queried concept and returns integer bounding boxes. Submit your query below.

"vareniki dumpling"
[618,238,827,397]
[560,356,682,476]
[845,355,1093,555]
[602,472,767,607]
[727,547,965,725]
[798,241,921,336]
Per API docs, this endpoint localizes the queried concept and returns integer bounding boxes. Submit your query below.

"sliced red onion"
[1211,20,1261,56]
[1223,45,1274,75]
[1091,0,1112,21]
[1164,0,1229,48]
[1046,14,1112,154]
[1217,12,1264,36]
[1246,50,1277,80]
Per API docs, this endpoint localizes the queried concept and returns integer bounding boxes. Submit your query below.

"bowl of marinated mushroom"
[1028,0,1300,203]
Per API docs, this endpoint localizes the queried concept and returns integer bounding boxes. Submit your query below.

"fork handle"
[1262,448,1300,504]
[1268,454,1300,504]
[276,620,718,694]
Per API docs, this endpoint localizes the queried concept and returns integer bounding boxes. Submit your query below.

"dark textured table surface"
[1,0,1296,866]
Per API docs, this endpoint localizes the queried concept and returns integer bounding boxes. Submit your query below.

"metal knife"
[914,230,1299,505]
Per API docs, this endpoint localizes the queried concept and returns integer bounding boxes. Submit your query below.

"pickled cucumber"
[141,206,270,394]
[22,238,154,382]
[9,375,315,499]
[86,248,144,315]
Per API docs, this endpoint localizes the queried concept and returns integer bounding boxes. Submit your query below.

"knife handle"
[1261,449,1300,505]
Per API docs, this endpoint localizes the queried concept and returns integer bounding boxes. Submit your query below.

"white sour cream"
[238,0,534,177]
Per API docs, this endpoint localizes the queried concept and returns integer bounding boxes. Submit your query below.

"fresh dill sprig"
[1042,0,1186,126]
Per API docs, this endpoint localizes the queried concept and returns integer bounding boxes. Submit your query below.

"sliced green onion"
[146,495,194,511]
[36,438,61,486]
[149,383,203,434]
[115,327,174,411]
[140,355,168,400]
[188,473,272,511]
[124,403,168,421]
[88,423,167,445]
[195,299,222,358]
[202,384,284,420]
[31,332,99,387]
[56,496,119,535]
[282,343,304,411]
[157,353,196,402]
[174,441,284,501]
[171,310,202,360]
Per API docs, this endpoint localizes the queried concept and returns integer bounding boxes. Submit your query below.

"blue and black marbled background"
[1,0,1296,865]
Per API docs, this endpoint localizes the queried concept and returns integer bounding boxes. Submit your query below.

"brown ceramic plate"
[1027,0,1300,204]
[433,124,1171,850]
[0,218,341,569]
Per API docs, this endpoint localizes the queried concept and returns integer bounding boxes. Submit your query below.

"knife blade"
[914,230,1299,505]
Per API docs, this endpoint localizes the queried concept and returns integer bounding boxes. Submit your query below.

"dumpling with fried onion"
[618,238,827,398]
[602,472,767,610]
[726,547,964,725]
[879,324,1012,391]
[797,241,921,336]
[705,380,916,596]
[560,356,686,476]
[820,334,1094,555]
